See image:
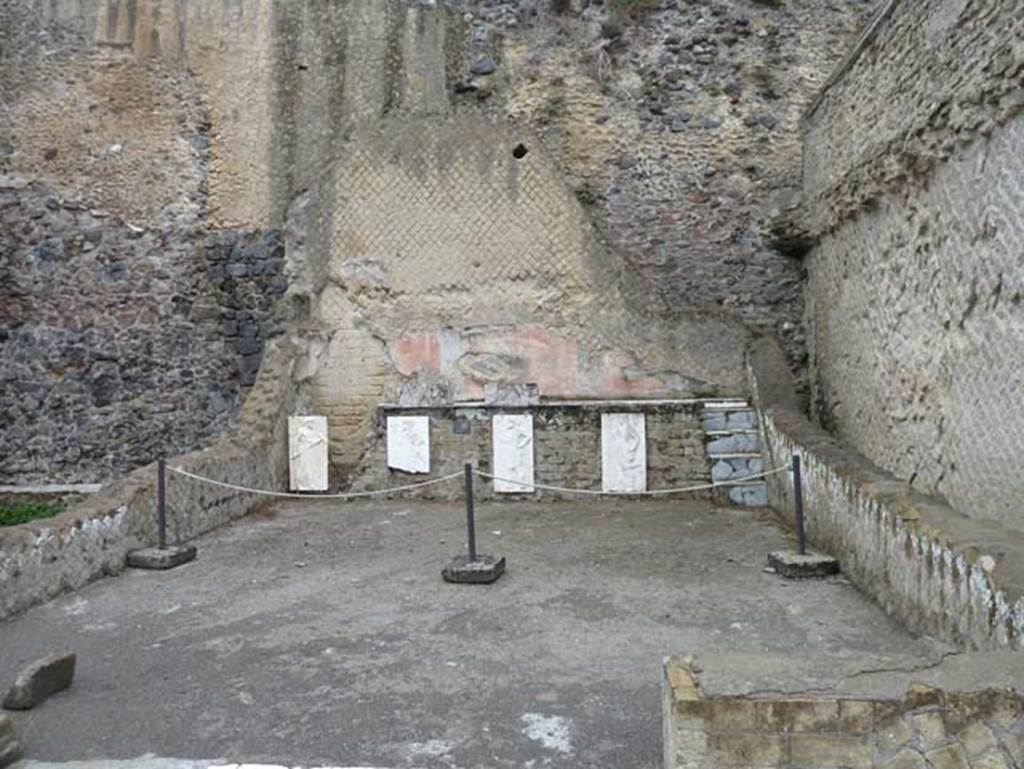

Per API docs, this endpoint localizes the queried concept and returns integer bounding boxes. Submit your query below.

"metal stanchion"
[464,463,478,563]
[126,456,197,570]
[766,453,838,579]
[157,457,167,551]
[792,454,806,556]
[442,462,505,584]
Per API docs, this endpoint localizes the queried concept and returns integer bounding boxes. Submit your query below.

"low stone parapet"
[0,339,299,619]
[747,337,1024,650]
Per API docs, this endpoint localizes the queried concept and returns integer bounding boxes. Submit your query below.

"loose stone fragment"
[0,715,22,768]
[3,653,76,710]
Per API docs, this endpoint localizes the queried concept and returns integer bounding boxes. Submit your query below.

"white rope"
[167,466,464,499]
[473,464,791,496]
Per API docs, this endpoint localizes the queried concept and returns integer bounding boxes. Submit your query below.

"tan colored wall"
[663,654,1024,769]
[800,0,1024,530]
[287,113,750,473]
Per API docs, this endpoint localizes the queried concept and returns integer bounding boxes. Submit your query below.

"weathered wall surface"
[749,338,1024,651]
[0,180,286,484]
[354,403,709,500]
[800,0,1024,530]
[473,0,874,362]
[1,0,873,486]
[288,112,751,475]
[663,653,1024,769]
[0,336,304,619]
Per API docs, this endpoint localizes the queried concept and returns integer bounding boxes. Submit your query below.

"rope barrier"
[166,463,790,501]
[166,466,464,499]
[472,464,792,496]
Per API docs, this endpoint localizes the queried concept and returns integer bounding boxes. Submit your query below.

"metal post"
[464,462,477,562]
[157,457,167,551]
[792,454,806,555]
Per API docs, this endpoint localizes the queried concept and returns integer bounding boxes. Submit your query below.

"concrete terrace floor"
[1,499,952,769]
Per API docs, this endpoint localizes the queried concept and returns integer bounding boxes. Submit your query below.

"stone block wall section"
[351,402,711,501]
[747,337,1024,651]
[0,180,286,485]
[0,338,302,620]
[662,653,1024,769]
[799,0,1024,530]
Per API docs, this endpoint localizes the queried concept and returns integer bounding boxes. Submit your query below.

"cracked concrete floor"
[0,499,951,768]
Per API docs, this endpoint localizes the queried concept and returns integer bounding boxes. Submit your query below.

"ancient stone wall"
[0,0,874,487]
[749,337,1024,651]
[474,0,874,364]
[0,336,304,619]
[352,403,709,501]
[0,180,286,485]
[800,0,1024,530]
[663,653,1024,769]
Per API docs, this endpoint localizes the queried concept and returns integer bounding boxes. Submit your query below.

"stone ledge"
[0,338,301,620]
[747,336,1024,649]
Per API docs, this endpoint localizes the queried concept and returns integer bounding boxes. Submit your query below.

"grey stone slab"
[728,484,768,507]
[768,550,840,579]
[707,433,759,455]
[442,554,506,584]
[126,545,197,571]
[3,653,76,710]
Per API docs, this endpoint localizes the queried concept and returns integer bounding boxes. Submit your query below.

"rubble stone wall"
[0,337,303,619]
[801,0,1024,530]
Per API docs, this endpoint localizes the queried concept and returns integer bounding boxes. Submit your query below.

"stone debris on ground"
[0,716,21,769]
[3,653,76,710]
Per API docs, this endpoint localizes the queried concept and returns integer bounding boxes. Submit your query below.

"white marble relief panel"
[288,416,329,491]
[601,412,646,493]
[492,414,535,493]
[387,416,431,474]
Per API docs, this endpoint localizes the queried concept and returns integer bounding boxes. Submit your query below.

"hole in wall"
[512,143,529,160]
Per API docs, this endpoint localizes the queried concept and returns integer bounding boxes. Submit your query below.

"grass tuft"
[0,500,64,527]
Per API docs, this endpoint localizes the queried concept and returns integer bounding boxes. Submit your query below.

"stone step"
[711,456,764,482]
[707,431,761,455]
[702,410,758,431]
[727,482,767,507]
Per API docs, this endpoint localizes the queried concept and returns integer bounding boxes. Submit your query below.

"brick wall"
[800,0,1024,530]
[350,403,710,501]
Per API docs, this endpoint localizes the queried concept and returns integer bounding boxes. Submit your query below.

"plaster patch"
[521,713,573,755]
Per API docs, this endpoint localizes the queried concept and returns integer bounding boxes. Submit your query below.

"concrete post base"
[442,554,506,584]
[126,544,197,570]
[767,550,839,579]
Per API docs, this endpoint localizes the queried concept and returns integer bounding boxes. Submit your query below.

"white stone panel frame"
[601,412,647,493]
[492,414,535,493]
[387,416,431,474]
[288,416,329,491]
